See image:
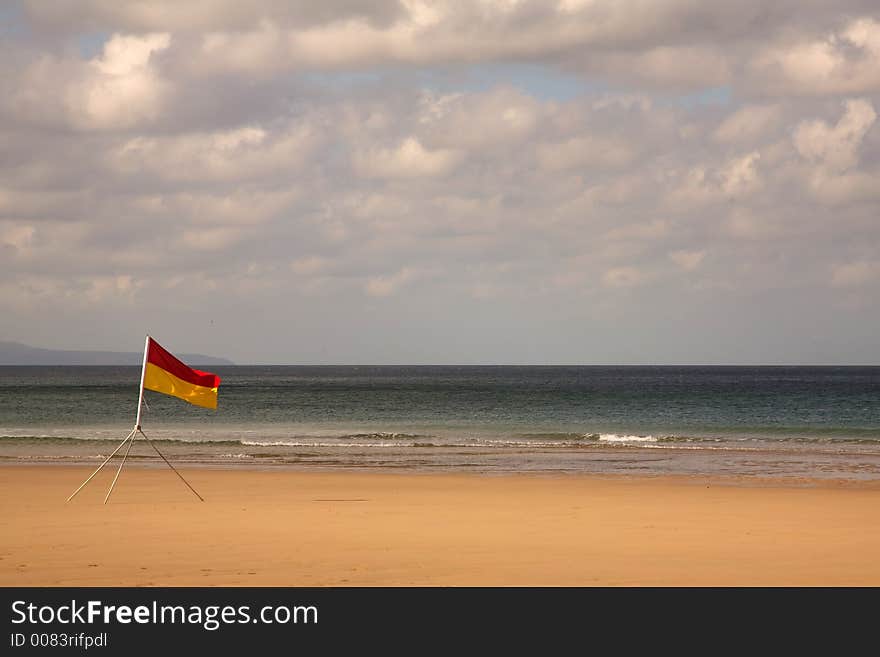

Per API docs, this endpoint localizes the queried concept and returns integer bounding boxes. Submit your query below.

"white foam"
[597,433,658,443]
[242,440,313,447]
[241,440,406,448]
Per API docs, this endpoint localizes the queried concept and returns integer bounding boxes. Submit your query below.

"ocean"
[1,365,879,481]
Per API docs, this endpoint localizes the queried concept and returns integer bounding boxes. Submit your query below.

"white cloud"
[723,208,784,240]
[419,87,540,151]
[586,45,733,88]
[669,250,706,271]
[110,123,319,183]
[353,137,460,179]
[6,32,171,131]
[537,135,634,171]
[602,266,645,288]
[793,99,879,204]
[714,105,782,143]
[721,151,761,197]
[753,17,880,95]
[22,1,405,33]
[82,275,141,303]
[15,3,880,97]
[667,150,763,208]
[200,21,287,74]
[0,222,36,254]
[365,267,417,296]
[181,226,243,251]
[802,170,880,205]
[831,261,880,287]
[147,189,299,227]
[76,33,171,129]
[289,256,330,275]
[606,219,670,242]
[793,98,877,172]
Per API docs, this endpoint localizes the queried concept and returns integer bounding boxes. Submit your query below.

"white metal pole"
[103,431,136,504]
[135,335,150,429]
[67,336,153,503]
[66,428,136,502]
[139,428,205,501]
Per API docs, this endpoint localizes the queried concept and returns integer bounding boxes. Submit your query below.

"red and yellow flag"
[143,337,221,409]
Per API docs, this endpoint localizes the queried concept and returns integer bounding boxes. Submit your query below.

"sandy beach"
[2,465,879,586]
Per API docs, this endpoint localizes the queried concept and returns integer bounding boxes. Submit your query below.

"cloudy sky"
[1,1,879,364]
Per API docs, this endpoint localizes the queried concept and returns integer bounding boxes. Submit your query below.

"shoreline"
[3,465,880,586]
[4,437,880,484]
[10,457,880,489]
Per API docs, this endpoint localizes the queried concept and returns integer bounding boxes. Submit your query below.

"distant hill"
[0,341,234,366]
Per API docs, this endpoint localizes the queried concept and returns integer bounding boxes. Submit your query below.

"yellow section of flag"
[143,362,219,409]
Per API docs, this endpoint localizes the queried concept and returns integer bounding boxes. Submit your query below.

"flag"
[142,337,221,409]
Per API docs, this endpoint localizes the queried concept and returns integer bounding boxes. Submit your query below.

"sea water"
[1,366,879,481]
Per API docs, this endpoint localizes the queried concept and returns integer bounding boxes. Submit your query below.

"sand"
[2,465,879,586]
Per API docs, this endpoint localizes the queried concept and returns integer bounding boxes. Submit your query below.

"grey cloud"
[22,0,406,33]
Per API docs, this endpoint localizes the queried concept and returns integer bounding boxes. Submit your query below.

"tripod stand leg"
[138,429,204,501]
[67,428,137,502]
[103,430,136,504]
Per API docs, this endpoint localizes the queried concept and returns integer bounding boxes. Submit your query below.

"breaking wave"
[1,431,878,448]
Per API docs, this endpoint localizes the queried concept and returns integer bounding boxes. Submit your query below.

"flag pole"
[100,335,149,503]
[135,334,149,430]
[68,335,149,503]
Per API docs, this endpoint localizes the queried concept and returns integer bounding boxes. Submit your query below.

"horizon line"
[237,363,880,367]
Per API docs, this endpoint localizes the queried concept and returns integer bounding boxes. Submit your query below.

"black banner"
[1,587,873,652]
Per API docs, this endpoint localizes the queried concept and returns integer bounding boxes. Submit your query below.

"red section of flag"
[146,338,221,389]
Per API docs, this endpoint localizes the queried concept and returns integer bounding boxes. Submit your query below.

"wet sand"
[2,465,879,586]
